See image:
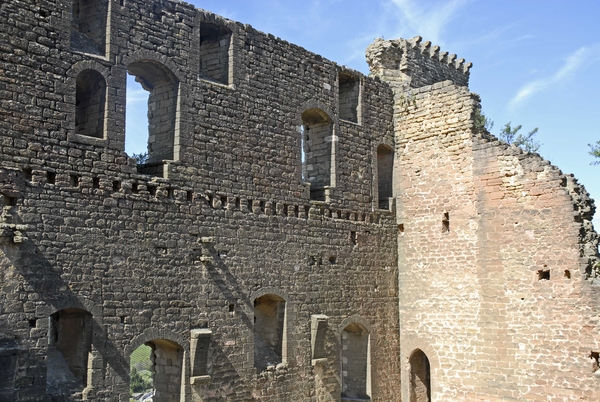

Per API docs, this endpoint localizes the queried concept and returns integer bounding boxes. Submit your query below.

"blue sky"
[127,0,600,224]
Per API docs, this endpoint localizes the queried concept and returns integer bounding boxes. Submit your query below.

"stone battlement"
[366,36,472,90]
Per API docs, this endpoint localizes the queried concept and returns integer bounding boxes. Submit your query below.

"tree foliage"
[590,140,600,165]
[474,109,540,153]
[132,152,149,165]
[498,122,540,153]
[130,367,153,394]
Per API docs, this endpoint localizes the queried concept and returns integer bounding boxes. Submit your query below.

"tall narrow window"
[127,61,180,176]
[409,349,431,402]
[377,144,394,210]
[301,108,334,201]
[130,339,183,402]
[76,69,106,138]
[341,323,370,401]
[254,294,286,372]
[46,308,92,397]
[338,72,361,123]
[71,0,107,55]
[199,21,233,85]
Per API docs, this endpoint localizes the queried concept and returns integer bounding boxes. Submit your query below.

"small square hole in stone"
[92,177,100,189]
[69,174,80,187]
[113,181,121,191]
[28,318,36,328]
[537,270,550,281]
[564,270,571,279]
[3,196,17,206]
[22,168,32,181]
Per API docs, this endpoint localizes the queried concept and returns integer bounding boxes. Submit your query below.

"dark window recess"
[341,323,370,399]
[22,168,32,181]
[254,294,286,372]
[377,144,393,210]
[28,318,36,328]
[442,212,450,233]
[47,308,93,396]
[75,69,106,138]
[70,0,107,55]
[228,303,235,313]
[187,191,193,202]
[199,21,233,85]
[338,71,361,123]
[92,177,100,189]
[564,270,571,279]
[220,196,227,208]
[301,108,334,200]
[113,181,121,191]
[3,196,16,206]
[47,172,56,184]
[350,231,357,245]
[148,186,157,196]
[132,183,139,193]
[69,175,80,187]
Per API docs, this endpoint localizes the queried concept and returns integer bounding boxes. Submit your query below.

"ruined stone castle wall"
[386,77,600,401]
[0,0,400,401]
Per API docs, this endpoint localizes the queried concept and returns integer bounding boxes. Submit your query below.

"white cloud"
[390,0,471,45]
[509,44,600,108]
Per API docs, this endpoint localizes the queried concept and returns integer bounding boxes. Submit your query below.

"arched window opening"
[409,349,431,402]
[199,21,233,85]
[46,308,92,397]
[71,0,107,55]
[377,144,394,210]
[339,72,361,123]
[301,108,334,201]
[126,60,180,177]
[130,340,183,402]
[341,323,370,401]
[254,294,286,372]
[75,69,106,138]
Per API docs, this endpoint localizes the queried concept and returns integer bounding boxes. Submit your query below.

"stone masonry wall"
[0,0,400,401]
[384,77,600,401]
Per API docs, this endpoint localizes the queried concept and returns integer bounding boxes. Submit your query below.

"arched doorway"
[409,349,431,402]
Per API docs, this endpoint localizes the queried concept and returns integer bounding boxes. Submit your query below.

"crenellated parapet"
[366,36,472,91]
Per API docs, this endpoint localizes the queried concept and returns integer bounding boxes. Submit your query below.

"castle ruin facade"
[0,0,599,401]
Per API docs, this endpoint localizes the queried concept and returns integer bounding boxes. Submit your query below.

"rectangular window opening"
[47,171,56,184]
[22,168,32,181]
[92,177,100,189]
[69,174,80,187]
[442,212,450,233]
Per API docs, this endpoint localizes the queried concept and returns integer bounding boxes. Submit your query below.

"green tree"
[473,108,494,132]
[132,152,148,165]
[590,141,600,165]
[474,109,541,153]
[498,122,540,153]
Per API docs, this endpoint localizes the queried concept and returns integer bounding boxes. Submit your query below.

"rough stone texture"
[0,0,599,401]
